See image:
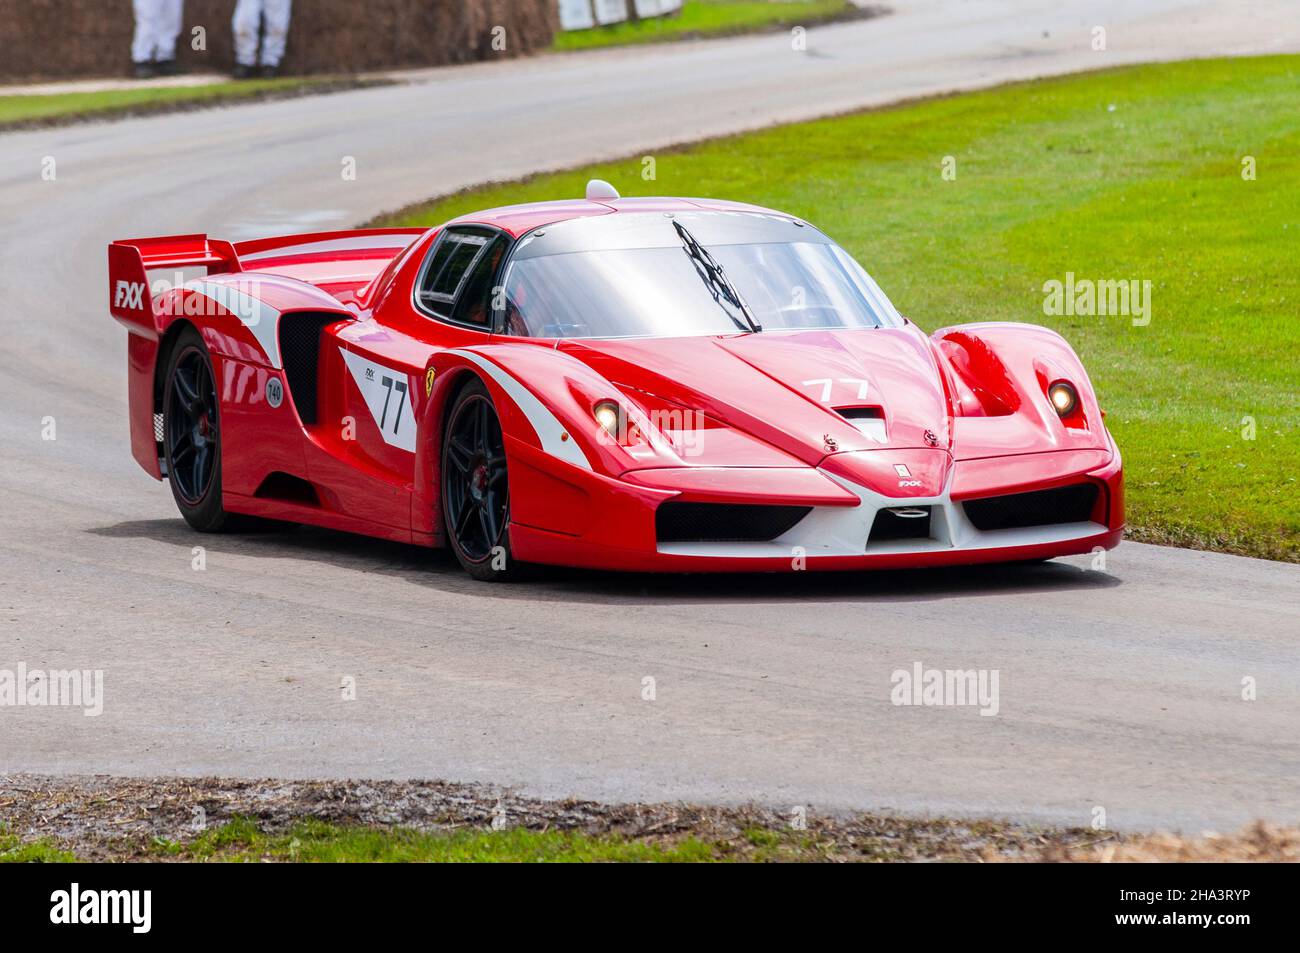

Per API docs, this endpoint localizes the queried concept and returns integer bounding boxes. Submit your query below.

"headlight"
[1048,381,1078,417]
[593,400,621,437]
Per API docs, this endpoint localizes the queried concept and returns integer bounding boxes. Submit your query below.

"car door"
[308,226,510,535]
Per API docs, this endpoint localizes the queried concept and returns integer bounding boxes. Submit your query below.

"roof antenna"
[585,179,620,202]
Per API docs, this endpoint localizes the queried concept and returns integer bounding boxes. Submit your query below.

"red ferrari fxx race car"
[108,182,1123,579]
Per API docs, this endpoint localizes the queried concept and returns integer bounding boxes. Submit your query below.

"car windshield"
[499,211,902,339]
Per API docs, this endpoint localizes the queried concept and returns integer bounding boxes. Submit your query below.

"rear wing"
[232,227,426,262]
[108,228,428,337]
[108,234,240,338]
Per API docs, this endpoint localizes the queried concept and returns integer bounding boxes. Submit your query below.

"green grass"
[0,827,76,863]
[0,814,941,863]
[3,816,731,862]
[552,0,857,50]
[0,78,359,129]
[5,811,1286,862]
[144,817,720,862]
[375,56,1300,562]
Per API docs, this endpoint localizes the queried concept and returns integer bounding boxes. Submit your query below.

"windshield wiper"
[673,220,762,333]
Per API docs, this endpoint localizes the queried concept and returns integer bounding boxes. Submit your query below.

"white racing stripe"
[184,279,284,369]
[448,349,592,471]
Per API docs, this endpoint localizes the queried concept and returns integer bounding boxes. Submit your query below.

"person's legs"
[259,0,292,68]
[158,0,183,59]
[154,0,184,73]
[131,0,164,67]
[232,0,264,69]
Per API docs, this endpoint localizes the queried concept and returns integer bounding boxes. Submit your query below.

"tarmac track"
[0,0,1297,831]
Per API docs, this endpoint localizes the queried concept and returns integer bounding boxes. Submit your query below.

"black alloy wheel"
[166,345,219,507]
[162,326,251,532]
[441,380,517,580]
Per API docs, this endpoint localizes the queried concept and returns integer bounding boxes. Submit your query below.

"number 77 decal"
[379,375,408,434]
[341,348,418,453]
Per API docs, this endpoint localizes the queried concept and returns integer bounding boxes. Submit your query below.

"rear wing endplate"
[108,234,240,338]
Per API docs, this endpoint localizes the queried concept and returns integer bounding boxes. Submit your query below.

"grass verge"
[0,827,76,863]
[551,1,869,51]
[0,77,387,132]
[373,56,1300,562]
[3,777,1297,863]
[149,818,720,862]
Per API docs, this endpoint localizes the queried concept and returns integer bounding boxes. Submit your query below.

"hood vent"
[835,406,886,444]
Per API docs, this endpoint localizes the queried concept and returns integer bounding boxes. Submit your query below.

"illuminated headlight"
[593,400,621,437]
[1048,381,1078,417]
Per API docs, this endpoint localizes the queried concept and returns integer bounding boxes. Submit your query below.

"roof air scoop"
[585,179,621,202]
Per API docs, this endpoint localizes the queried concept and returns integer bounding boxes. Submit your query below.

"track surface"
[1,0,1297,832]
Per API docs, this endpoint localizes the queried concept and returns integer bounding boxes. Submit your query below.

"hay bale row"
[0,0,559,81]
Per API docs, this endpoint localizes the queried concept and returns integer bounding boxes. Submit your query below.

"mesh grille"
[963,483,1099,531]
[153,412,164,442]
[278,313,338,425]
[656,502,811,544]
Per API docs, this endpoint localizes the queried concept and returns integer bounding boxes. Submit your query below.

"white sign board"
[635,0,683,16]
[558,0,683,32]
[594,0,630,25]
[557,0,596,30]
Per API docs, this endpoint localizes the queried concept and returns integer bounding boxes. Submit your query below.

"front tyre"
[162,327,237,532]
[441,380,519,581]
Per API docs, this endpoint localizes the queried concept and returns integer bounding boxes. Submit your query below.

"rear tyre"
[162,327,239,533]
[441,380,520,581]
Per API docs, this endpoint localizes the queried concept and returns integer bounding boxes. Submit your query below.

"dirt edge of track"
[3,776,1296,862]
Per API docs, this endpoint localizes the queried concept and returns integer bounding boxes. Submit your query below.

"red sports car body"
[108,185,1123,579]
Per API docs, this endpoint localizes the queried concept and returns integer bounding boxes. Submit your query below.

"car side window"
[417,229,491,317]
[453,236,508,328]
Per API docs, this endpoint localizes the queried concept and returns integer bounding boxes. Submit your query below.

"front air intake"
[870,506,933,542]
[656,502,811,544]
[962,484,1099,531]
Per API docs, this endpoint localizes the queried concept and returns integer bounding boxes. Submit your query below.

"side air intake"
[278,312,341,425]
[254,471,320,506]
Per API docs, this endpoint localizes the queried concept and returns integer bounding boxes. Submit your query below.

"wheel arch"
[413,363,488,547]
[411,345,607,547]
[151,319,203,475]
[154,319,201,412]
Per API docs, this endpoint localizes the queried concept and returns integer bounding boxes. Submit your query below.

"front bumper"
[505,441,1124,573]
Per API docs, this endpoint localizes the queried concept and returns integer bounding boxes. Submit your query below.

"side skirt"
[224,492,421,546]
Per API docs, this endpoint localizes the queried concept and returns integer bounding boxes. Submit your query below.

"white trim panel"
[448,349,592,471]
[185,279,284,369]
[340,349,418,453]
[658,469,1106,558]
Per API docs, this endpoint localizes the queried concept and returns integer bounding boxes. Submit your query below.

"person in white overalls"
[131,0,184,78]
[232,0,294,79]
